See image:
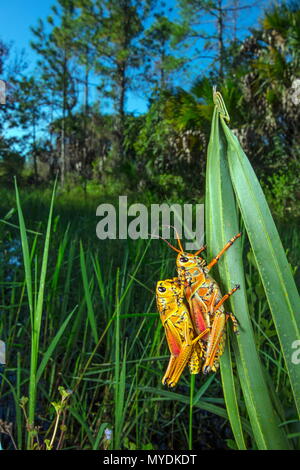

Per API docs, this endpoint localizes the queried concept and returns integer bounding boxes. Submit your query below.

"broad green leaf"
[206,104,290,449]
[220,118,300,418]
[220,328,247,449]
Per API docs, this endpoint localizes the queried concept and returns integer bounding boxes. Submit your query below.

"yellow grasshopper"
[160,233,241,375]
[156,278,209,387]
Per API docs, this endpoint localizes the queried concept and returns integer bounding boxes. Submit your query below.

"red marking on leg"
[191,298,207,333]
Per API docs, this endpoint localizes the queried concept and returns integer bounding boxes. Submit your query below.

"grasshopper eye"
[180,256,189,263]
[158,286,166,293]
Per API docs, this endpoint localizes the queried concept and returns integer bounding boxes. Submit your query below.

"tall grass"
[0,139,299,449]
[14,179,58,448]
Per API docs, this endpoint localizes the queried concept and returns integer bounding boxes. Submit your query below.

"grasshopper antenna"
[148,230,181,254]
[160,224,184,253]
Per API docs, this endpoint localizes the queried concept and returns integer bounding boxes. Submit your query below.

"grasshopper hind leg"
[166,321,193,387]
[162,355,178,385]
[202,314,226,374]
[202,312,239,375]
[167,326,209,387]
[188,346,202,375]
[226,312,239,334]
[212,330,226,373]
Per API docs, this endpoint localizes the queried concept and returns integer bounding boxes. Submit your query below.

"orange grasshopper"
[162,233,241,376]
[156,278,209,387]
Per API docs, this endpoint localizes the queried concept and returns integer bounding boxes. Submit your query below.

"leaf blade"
[206,106,290,449]
[221,118,300,417]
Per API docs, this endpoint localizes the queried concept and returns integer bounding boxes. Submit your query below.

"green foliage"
[152,173,186,200]
[2,0,299,202]
[31,3,78,111]
[1,0,300,452]
[142,14,186,90]
[0,179,299,449]
[134,98,173,166]
[0,148,24,185]
[262,166,300,219]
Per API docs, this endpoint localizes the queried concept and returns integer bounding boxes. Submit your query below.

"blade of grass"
[114,342,127,450]
[36,307,77,382]
[92,422,109,450]
[141,386,252,434]
[14,179,57,448]
[14,178,33,324]
[80,241,98,344]
[188,374,195,450]
[28,181,56,442]
[68,407,95,447]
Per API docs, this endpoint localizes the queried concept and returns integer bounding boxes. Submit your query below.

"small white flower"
[104,428,113,441]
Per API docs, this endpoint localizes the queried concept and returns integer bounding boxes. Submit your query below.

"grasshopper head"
[176,251,206,270]
[157,228,207,271]
[156,279,181,300]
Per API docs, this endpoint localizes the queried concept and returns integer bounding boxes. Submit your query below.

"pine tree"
[75,0,153,161]
[142,13,186,91]
[0,40,27,185]
[12,76,46,183]
[175,0,259,80]
[0,40,9,126]
[31,0,78,185]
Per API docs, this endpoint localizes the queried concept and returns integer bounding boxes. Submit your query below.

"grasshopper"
[162,233,241,374]
[156,278,209,387]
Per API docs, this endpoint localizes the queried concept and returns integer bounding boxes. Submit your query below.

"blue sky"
[0,1,52,63]
[0,0,272,116]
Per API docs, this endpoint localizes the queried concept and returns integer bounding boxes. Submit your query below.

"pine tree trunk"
[33,119,38,184]
[61,47,68,186]
[60,110,65,186]
[83,58,89,182]
[116,63,126,160]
